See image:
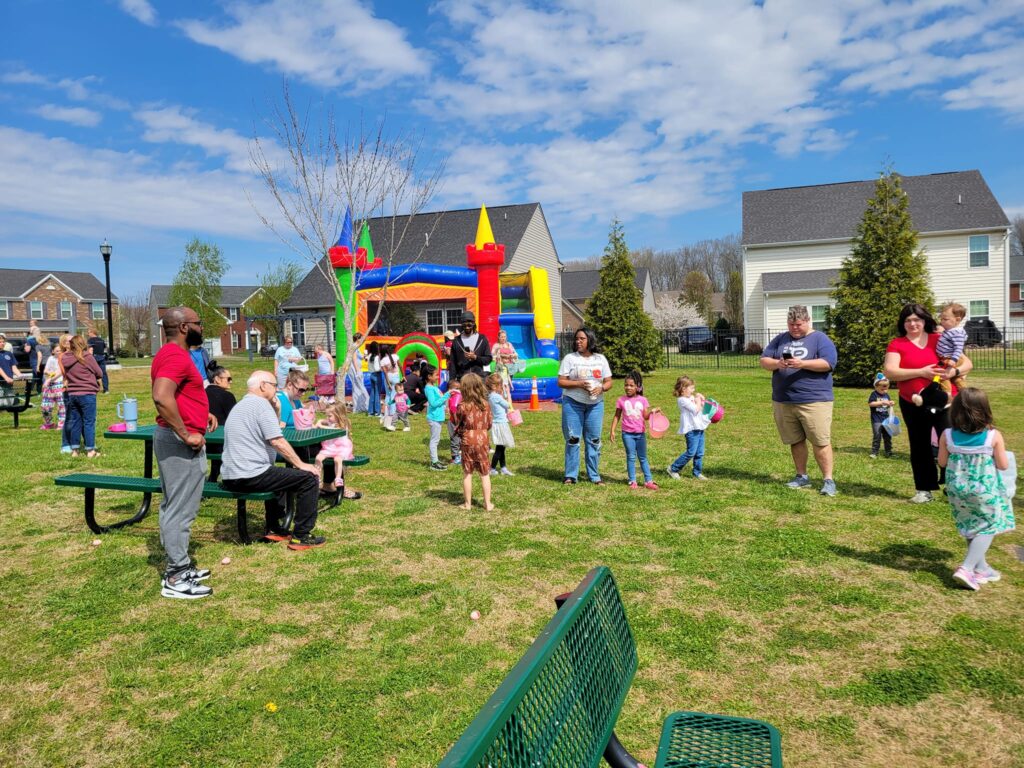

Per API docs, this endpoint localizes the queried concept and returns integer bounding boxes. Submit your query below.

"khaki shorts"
[773,401,833,446]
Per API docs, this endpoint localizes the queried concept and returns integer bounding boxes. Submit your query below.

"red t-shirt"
[151,343,209,434]
[886,333,958,402]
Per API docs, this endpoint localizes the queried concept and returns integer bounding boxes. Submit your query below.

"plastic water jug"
[117,396,139,432]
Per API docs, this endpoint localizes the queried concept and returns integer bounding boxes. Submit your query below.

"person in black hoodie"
[449,311,492,381]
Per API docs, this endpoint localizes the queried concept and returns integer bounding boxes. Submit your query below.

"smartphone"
[782,351,793,360]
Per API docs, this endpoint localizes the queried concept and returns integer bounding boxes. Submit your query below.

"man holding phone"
[760,305,838,496]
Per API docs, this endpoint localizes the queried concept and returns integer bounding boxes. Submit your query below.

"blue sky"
[2,0,1023,299]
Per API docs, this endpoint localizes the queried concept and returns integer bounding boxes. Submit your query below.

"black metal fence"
[556,327,1024,371]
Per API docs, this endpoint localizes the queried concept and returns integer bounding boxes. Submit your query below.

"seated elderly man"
[220,370,326,550]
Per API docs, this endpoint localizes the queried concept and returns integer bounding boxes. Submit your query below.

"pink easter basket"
[649,411,670,439]
[508,408,523,427]
[292,406,316,430]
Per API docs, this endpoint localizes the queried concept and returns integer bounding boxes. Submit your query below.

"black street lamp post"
[99,239,115,357]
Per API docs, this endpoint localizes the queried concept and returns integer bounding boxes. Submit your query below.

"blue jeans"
[66,393,97,451]
[671,430,705,477]
[621,431,652,483]
[367,371,382,416]
[562,397,604,482]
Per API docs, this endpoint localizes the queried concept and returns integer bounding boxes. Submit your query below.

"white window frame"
[231,331,240,350]
[810,304,829,331]
[30,301,45,320]
[0,301,8,320]
[59,300,73,320]
[228,307,239,322]
[426,308,445,335]
[968,235,989,268]
[91,301,105,320]
[968,300,990,320]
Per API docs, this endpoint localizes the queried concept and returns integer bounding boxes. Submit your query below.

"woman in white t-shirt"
[557,327,613,485]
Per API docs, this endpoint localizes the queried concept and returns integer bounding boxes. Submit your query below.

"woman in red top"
[883,303,972,503]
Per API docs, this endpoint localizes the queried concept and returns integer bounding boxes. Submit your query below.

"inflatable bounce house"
[329,205,561,401]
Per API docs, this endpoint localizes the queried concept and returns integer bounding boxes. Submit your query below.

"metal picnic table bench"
[0,377,35,428]
[53,424,365,543]
[439,566,783,768]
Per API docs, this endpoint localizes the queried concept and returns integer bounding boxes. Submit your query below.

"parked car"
[677,326,715,353]
[259,343,279,358]
[964,318,1002,347]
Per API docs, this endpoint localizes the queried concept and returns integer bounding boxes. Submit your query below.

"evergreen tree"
[827,171,934,386]
[584,220,662,375]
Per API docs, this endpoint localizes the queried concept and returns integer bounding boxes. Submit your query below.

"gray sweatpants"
[428,420,443,462]
[447,421,461,460]
[154,425,207,575]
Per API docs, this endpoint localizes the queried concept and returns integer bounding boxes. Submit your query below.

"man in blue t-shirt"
[760,305,838,497]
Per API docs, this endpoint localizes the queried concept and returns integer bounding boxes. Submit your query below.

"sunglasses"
[295,387,309,393]
[221,376,233,382]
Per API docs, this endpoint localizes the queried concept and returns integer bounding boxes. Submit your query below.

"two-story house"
[0,268,119,338]
[742,170,1012,331]
[149,285,262,356]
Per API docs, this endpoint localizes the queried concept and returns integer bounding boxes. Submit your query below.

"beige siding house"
[742,170,1012,332]
[562,268,655,331]
[282,203,563,349]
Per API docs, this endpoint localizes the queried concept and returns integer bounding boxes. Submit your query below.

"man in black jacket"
[448,311,492,381]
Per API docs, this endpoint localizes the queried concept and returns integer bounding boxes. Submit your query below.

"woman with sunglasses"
[275,370,311,428]
[206,366,237,481]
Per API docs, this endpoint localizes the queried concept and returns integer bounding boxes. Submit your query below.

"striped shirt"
[221,394,282,480]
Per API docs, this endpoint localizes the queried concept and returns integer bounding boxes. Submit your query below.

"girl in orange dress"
[454,373,494,510]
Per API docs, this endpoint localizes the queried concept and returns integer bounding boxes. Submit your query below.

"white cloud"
[119,0,157,25]
[32,104,102,127]
[0,126,274,241]
[176,0,429,89]
[135,106,262,173]
[1,68,129,110]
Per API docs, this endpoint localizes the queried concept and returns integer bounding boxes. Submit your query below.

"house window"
[426,309,444,335]
[330,317,336,342]
[231,332,240,350]
[811,304,829,331]
[30,301,45,320]
[292,318,305,347]
[228,307,239,322]
[0,301,8,320]
[59,301,72,320]
[969,235,989,268]
[969,300,989,320]
[91,302,105,320]
[446,308,463,332]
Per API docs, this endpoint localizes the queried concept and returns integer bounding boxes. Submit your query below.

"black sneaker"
[287,533,327,551]
[161,571,213,599]
[262,529,291,543]
[430,461,448,471]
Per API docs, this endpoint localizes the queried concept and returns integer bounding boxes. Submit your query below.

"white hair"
[247,372,274,392]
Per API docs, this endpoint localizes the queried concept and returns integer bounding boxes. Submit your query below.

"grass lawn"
[1,364,1022,767]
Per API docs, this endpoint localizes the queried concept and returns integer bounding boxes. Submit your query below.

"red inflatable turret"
[465,205,503,343]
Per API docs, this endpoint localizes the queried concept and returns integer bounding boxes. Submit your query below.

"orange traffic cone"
[528,376,540,411]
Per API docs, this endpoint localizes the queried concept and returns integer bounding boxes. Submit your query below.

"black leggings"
[491,445,506,469]
[899,398,949,491]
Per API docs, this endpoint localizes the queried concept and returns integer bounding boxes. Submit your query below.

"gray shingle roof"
[762,268,840,293]
[1011,253,1024,283]
[0,268,119,301]
[562,268,648,300]
[284,203,542,309]
[743,170,1009,246]
[150,285,261,307]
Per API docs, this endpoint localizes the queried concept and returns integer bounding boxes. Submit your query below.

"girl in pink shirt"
[609,371,660,489]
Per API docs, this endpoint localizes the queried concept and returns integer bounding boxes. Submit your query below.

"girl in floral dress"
[938,387,1015,591]
[40,334,70,430]
[453,373,494,511]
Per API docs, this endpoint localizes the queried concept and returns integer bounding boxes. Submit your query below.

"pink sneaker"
[974,567,1001,584]
[627,481,638,489]
[644,481,659,490]
[952,566,980,591]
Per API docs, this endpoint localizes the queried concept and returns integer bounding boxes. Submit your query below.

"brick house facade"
[0,269,119,339]
[149,285,262,356]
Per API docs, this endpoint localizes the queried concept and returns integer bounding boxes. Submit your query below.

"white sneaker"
[666,466,681,480]
[403,426,410,432]
[385,424,396,432]
[161,572,212,599]
[500,467,514,476]
[909,491,933,504]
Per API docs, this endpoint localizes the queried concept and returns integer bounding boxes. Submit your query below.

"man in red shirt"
[152,307,217,599]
